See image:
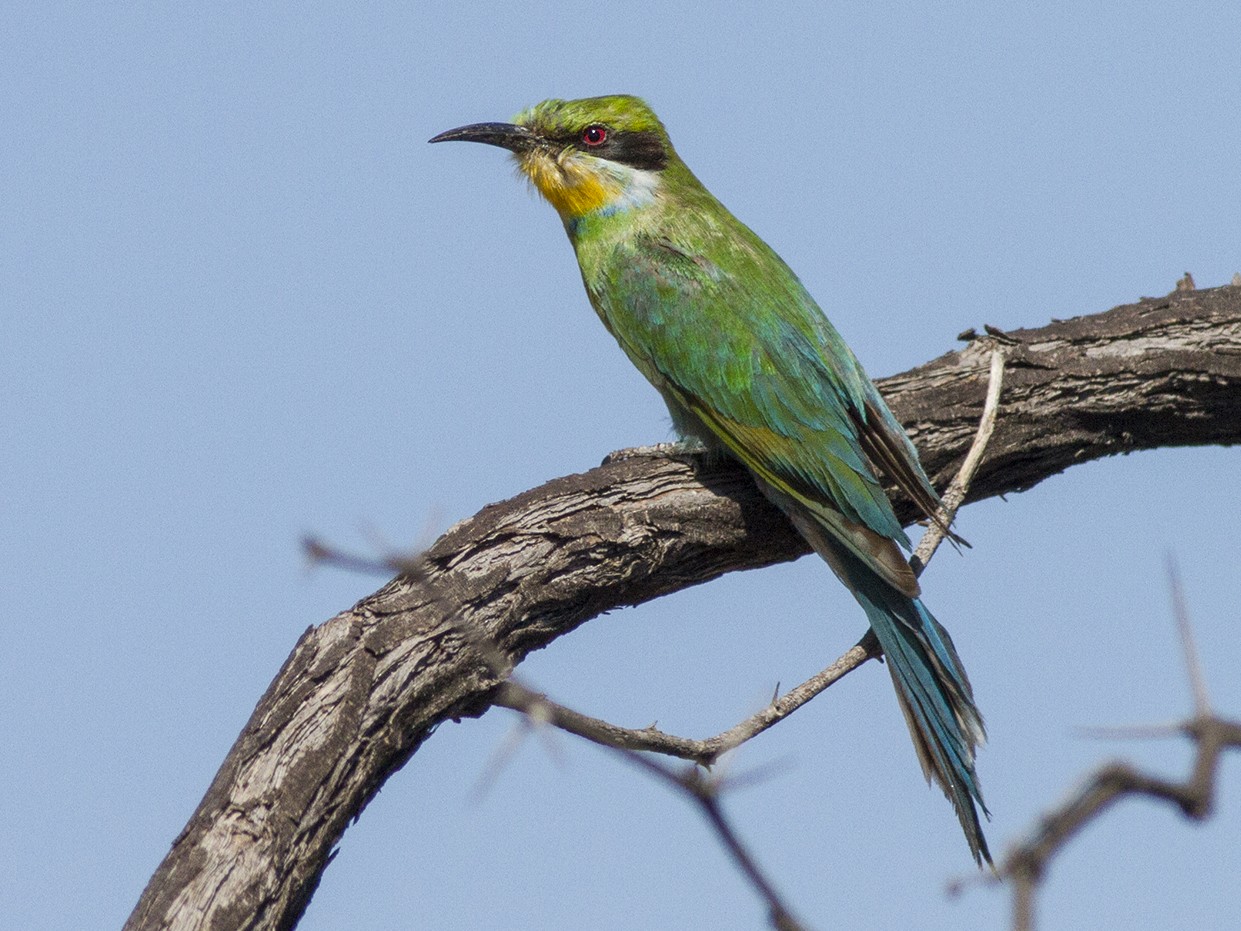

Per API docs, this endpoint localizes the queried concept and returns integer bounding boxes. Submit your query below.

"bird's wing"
[594,234,943,595]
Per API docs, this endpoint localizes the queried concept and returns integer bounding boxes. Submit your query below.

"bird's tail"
[849,554,991,865]
[793,514,991,865]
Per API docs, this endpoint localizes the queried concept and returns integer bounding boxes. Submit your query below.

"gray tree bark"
[126,285,1241,931]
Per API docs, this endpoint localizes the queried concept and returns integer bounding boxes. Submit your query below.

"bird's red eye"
[581,125,608,147]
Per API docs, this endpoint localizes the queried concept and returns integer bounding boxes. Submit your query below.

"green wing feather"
[584,228,941,594]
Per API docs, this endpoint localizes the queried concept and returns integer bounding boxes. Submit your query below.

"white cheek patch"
[599,164,661,215]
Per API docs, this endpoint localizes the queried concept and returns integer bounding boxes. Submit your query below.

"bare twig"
[302,534,429,583]
[979,571,1241,931]
[999,714,1241,931]
[911,346,1006,574]
[496,679,811,931]
[1168,557,1210,715]
[1073,722,1183,740]
[431,561,813,928]
[492,639,880,765]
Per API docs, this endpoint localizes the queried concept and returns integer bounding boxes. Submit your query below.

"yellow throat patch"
[516,149,651,219]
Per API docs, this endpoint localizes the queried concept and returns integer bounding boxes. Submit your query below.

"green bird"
[431,95,990,864]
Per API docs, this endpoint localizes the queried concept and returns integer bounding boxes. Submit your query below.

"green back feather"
[576,201,936,573]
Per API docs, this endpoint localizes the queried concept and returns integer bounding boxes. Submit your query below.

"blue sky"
[4,3,1240,929]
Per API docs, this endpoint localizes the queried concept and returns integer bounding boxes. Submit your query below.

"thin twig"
[980,586,1241,931]
[620,753,809,931]
[495,679,811,931]
[704,636,880,754]
[1001,716,1241,931]
[1168,556,1210,715]
[493,638,882,765]
[302,535,429,583]
[912,347,1006,574]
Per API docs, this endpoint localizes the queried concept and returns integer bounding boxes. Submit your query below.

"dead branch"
[1001,716,1241,931]
[126,284,1241,931]
[990,564,1241,931]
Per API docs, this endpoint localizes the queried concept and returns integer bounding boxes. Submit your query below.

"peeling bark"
[126,285,1241,931]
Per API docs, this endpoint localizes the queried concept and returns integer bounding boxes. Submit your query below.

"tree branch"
[978,565,1241,931]
[1001,715,1241,931]
[126,284,1241,931]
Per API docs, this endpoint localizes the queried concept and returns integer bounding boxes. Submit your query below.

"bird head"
[430,95,676,221]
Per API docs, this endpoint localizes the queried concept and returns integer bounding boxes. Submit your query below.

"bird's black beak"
[428,122,540,153]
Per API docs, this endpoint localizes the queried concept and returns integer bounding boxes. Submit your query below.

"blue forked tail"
[853,569,990,864]
[766,490,991,863]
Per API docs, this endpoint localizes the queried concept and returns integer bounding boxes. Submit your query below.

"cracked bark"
[126,285,1241,931]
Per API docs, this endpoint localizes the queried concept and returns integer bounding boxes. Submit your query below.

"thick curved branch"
[126,285,1241,931]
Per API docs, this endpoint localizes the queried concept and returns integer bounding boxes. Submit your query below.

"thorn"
[302,535,330,566]
[473,714,533,800]
[1167,556,1210,715]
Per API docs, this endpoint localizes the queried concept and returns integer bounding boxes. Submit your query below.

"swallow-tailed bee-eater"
[431,95,990,863]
